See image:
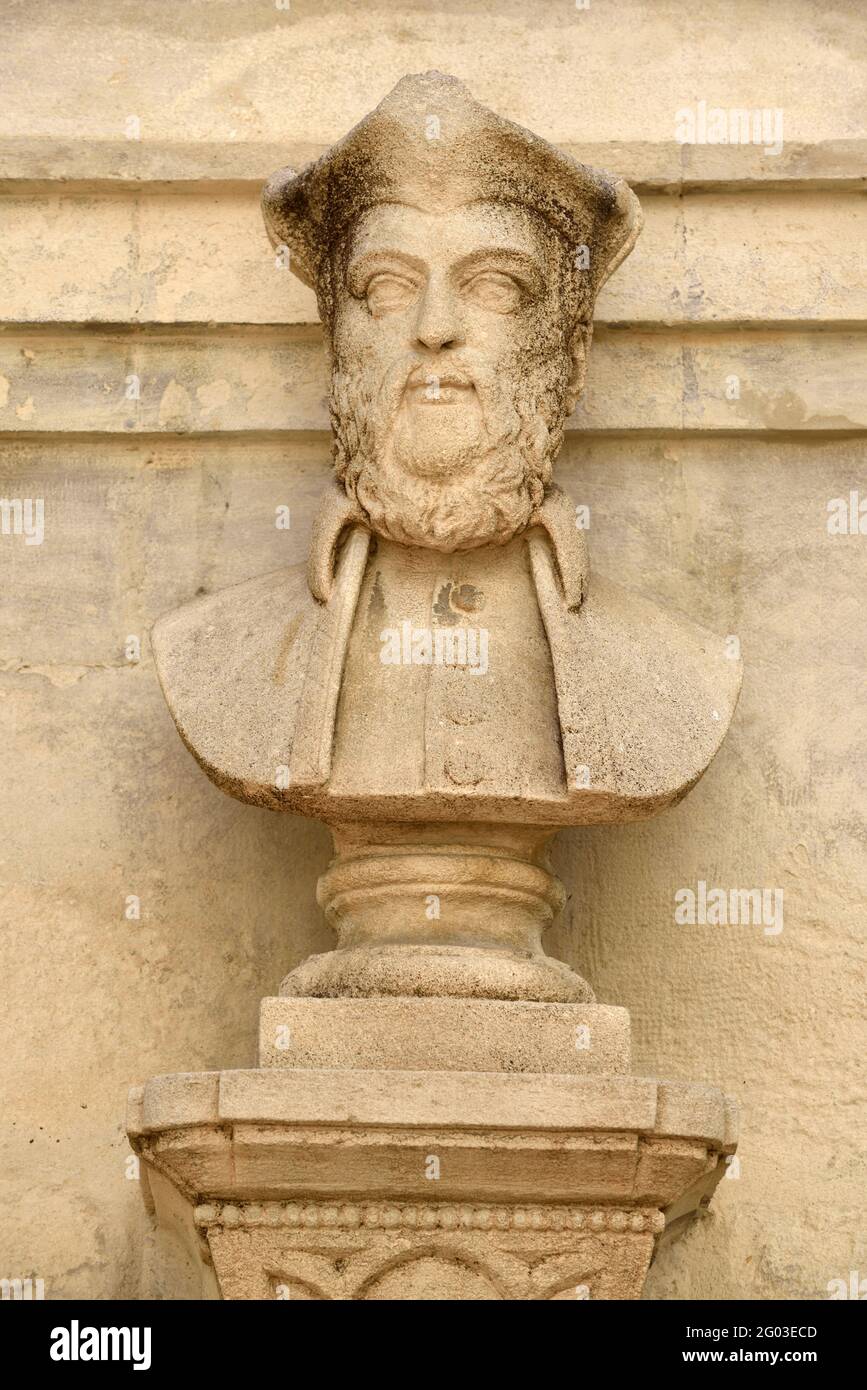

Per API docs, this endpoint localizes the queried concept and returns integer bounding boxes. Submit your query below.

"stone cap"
[127,1069,737,1210]
[262,71,642,317]
[128,1068,737,1147]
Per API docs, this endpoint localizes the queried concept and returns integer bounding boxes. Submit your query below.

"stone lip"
[128,1068,736,1215]
[280,943,595,1003]
[129,1068,736,1144]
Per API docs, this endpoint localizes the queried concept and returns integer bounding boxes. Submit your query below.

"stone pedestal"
[128,837,737,1300]
[128,1018,736,1299]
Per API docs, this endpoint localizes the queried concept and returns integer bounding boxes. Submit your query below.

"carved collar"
[307,478,588,612]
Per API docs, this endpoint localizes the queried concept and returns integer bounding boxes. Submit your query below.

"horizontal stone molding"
[128,1069,730,1213]
[128,1068,737,1146]
[2,189,865,328]
[3,139,866,191]
[193,1200,666,1235]
[1,327,865,436]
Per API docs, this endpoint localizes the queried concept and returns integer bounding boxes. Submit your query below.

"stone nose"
[412,274,465,351]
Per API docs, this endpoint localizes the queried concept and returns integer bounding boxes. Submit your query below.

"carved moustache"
[372,354,522,448]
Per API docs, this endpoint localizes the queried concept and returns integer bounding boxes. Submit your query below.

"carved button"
[432,580,486,621]
[441,687,485,726]
[444,746,485,786]
[449,583,486,615]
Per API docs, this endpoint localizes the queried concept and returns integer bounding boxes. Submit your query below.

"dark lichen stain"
[366,571,387,630]
[433,582,454,624]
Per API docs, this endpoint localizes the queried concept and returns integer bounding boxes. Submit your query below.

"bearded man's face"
[328,201,582,551]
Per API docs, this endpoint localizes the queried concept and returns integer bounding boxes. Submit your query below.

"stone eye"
[365,273,417,317]
[463,271,524,314]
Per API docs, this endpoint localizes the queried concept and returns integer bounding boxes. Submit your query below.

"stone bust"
[153,72,740,839]
[132,76,743,1301]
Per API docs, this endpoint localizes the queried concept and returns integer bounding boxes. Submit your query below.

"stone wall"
[1,0,864,1300]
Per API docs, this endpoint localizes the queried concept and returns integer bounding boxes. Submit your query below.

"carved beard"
[329,348,571,551]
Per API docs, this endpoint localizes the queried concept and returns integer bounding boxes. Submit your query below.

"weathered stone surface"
[2,0,864,189]
[4,189,866,327]
[4,326,867,438]
[2,327,866,437]
[258,996,631,1073]
[202,1204,661,1300]
[2,2,865,1306]
[122,73,747,1303]
[128,1066,731,1299]
[132,1068,730,1144]
[151,521,741,826]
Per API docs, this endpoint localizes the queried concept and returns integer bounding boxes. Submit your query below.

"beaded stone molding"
[194,1201,667,1235]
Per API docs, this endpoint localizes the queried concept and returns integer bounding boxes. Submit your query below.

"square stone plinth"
[259,996,631,1073]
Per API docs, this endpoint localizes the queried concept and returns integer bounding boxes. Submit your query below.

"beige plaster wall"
[0,0,864,1300]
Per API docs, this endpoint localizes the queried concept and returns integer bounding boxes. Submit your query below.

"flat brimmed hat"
[262,71,642,314]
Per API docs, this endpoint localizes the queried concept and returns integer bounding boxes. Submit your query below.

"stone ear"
[565,321,593,413]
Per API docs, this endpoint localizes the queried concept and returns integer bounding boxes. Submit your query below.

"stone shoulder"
[550,568,743,814]
[151,563,320,808]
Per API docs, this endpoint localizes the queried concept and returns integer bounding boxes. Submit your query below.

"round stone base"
[280,941,593,1001]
